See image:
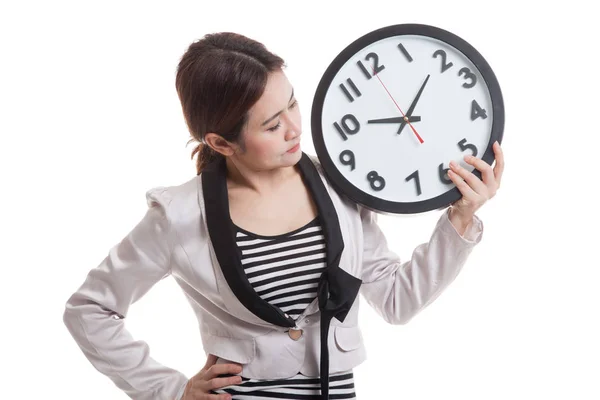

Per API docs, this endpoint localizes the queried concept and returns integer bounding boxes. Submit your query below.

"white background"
[1,1,598,399]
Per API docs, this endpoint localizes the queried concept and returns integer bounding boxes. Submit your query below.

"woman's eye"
[268,102,297,131]
[268,122,281,132]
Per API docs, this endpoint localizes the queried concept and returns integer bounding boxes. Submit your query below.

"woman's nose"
[285,119,301,139]
[286,129,300,142]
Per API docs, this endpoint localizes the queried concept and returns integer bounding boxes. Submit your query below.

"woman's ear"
[204,133,236,157]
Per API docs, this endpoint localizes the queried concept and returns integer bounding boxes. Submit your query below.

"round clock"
[310,23,504,214]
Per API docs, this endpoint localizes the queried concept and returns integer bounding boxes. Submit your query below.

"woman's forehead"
[249,72,294,126]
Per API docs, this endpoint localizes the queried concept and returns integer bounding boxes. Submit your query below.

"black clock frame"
[310,23,504,214]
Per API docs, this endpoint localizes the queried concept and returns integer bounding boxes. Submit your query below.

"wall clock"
[310,23,504,214]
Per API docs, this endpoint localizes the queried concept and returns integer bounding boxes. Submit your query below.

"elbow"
[62,297,78,333]
[384,295,418,326]
[62,293,87,334]
[381,307,416,326]
[386,314,413,326]
[399,313,416,325]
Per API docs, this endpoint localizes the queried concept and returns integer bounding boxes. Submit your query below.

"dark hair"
[175,32,286,175]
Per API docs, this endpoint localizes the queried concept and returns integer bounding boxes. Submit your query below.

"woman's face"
[233,69,303,171]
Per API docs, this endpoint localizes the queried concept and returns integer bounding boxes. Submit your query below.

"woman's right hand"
[181,354,243,400]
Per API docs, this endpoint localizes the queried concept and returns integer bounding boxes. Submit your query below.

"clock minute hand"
[368,116,421,124]
[398,74,430,135]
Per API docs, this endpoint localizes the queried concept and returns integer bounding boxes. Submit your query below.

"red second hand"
[371,67,424,144]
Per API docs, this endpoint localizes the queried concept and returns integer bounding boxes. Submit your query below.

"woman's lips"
[287,143,300,153]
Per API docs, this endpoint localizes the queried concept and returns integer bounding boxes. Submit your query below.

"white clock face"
[319,33,495,205]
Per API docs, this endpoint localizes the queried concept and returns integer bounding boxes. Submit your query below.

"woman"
[63,32,504,400]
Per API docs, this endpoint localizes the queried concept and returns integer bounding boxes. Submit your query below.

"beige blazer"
[63,152,483,400]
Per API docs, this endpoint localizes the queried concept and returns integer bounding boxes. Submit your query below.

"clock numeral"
[397,43,413,62]
[471,100,488,120]
[405,170,422,196]
[357,52,386,80]
[459,67,477,88]
[339,150,356,171]
[333,114,360,141]
[433,50,453,73]
[458,138,478,157]
[357,60,371,79]
[432,50,477,89]
[367,170,386,191]
[339,78,362,102]
[439,163,452,184]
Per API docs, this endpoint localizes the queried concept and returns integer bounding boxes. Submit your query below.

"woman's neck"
[225,157,299,196]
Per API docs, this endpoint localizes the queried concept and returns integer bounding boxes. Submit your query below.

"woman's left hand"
[447,140,504,221]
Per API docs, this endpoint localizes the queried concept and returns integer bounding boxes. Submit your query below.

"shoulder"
[144,175,201,221]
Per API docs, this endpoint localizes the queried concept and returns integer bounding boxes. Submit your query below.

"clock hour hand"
[368,116,421,124]
[398,74,430,135]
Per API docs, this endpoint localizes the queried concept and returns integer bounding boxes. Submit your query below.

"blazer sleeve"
[62,187,189,400]
[358,206,483,325]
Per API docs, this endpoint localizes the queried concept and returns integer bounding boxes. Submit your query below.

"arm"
[358,206,483,325]
[62,187,189,400]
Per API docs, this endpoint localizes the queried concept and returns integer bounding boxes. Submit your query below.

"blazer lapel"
[202,155,294,328]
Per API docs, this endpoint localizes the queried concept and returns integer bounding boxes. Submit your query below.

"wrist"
[448,207,473,236]
[181,379,191,400]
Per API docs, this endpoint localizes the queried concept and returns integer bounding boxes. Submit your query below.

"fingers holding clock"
[491,141,505,187]
[448,160,486,201]
[463,141,503,193]
[447,167,478,207]
[448,141,503,202]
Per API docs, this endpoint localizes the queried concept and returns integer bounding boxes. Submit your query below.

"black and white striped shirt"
[211,216,357,399]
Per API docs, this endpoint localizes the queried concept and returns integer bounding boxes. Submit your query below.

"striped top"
[210,216,357,399]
